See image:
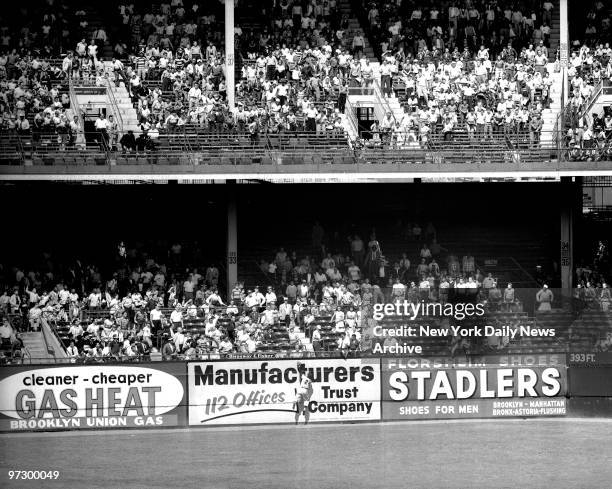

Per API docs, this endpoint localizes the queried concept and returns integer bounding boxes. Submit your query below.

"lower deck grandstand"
[1,182,609,364]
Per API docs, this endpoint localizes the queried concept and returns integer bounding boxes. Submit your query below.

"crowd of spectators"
[0,222,500,363]
[119,47,351,136]
[112,1,224,59]
[2,223,611,364]
[0,237,363,362]
[258,222,612,314]
[0,53,81,146]
[232,48,353,135]
[0,0,110,146]
[1,0,611,160]
[115,1,560,144]
[0,238,522,364]
[578,1,611,49]
[575,240,611,301]
[360,0,557,59]
[110,0,359,137]
[0,268,362,362]
[0,0,575,154]
[0,0,354,143]
[108,2,226,134]
[0,0,97,57]
[563,44,612,160]
[257,223,529,317]
[0,316,24,364]
[363,42,556,150]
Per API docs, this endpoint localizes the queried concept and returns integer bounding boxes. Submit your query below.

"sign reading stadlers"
[0,364,186,431]
[382,355,567,420]
[187,359,380,425]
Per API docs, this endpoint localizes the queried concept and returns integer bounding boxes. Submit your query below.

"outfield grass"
[1,419,611,489]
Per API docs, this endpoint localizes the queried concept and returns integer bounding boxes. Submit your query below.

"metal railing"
[560,79,612,132]
[343,97,360,138]
[40,319,55,359]
[582,79,605,117]
[68,78,85,135]
[372,77,394,121]
[103,76,124,133]
[0,130,609,168]
[6,351,373,364]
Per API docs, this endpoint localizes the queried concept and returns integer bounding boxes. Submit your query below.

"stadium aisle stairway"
[105,69,142,134]
[20,332,54,363]
[549,1,561,63]
[294,329,314,352]
[83,6,113,60]
[339,0,377,62]
[541,68,563,146]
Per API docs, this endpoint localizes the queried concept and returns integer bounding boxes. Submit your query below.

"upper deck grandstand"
[0,0,608,172]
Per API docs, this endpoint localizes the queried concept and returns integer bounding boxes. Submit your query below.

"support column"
[560,176,576,297]
[560,208,573,295]
[559,0,569,107]
[224,0,235,110]
[226,185,238,300]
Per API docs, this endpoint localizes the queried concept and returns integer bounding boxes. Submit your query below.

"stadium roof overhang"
[1,162,612,182]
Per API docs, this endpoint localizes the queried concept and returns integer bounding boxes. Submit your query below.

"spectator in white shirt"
[170,306,183,329]
[265,287,277,305]
[67,341,79,360]
[88,288,102,309]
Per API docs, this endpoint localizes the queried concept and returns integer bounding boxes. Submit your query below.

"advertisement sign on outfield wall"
[187,359,381,426]
[0,363,187,431]
[381,356,567,420]
[387,353,566,370]
[384,398,567,420]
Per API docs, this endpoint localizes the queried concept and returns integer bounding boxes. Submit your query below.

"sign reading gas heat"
[187,359,381,425]
[0,364,186,431]
[381,355,567,420]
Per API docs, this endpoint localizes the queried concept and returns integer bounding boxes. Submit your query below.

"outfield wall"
[0,354,610,432]
[567,353,612,418]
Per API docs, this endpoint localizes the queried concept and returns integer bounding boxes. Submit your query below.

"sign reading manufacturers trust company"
[188,359,381,425]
